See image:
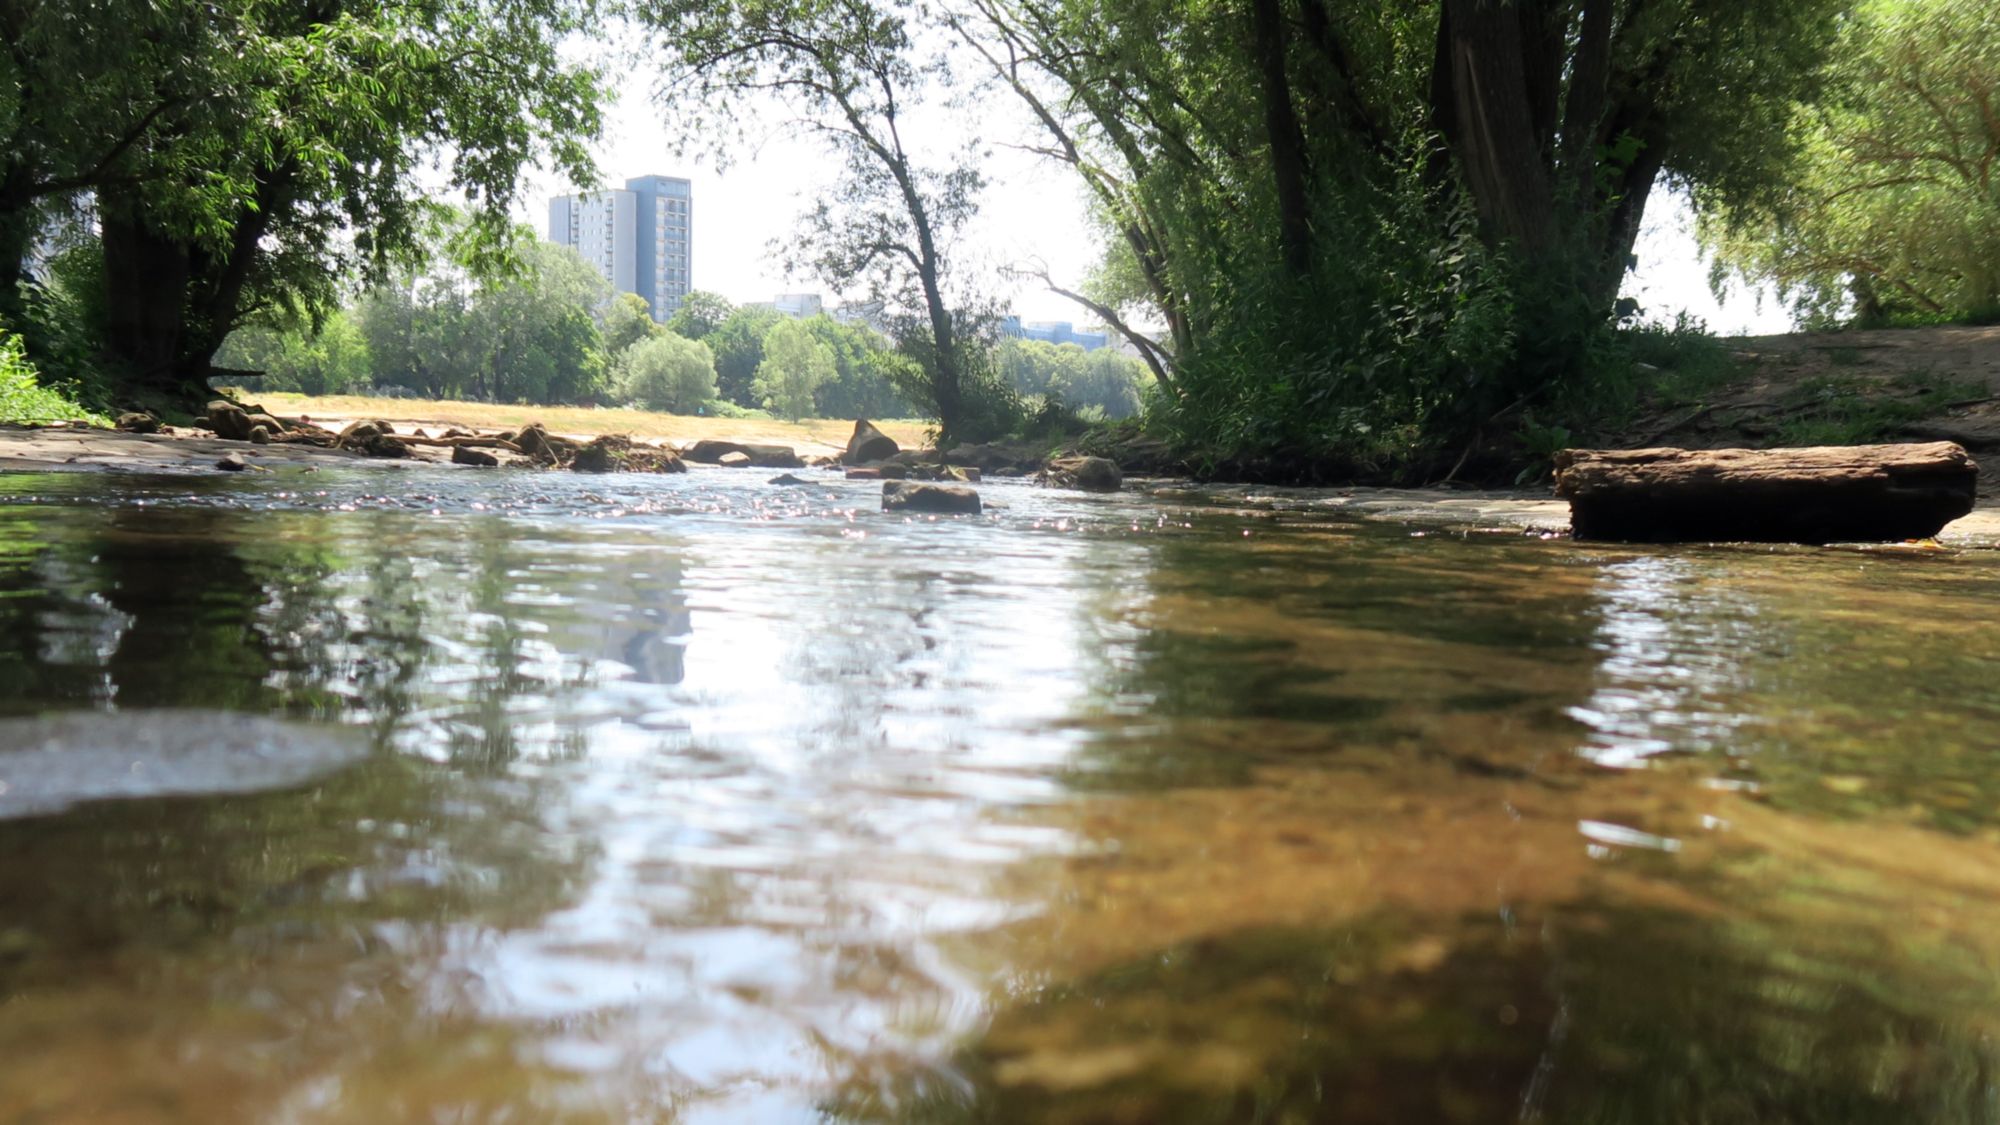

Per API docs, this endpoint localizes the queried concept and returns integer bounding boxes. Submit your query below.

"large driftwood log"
[1554,442,1978,543]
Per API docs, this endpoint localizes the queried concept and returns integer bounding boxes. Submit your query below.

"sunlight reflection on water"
[4,467,2000,1121]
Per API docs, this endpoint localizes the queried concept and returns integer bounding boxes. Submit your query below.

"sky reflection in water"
[1,468,1999,1121]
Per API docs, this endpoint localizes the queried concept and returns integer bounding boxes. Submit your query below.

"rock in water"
[718,451,752,468]
[452,444,499,467]
[843,419,900,464]
[1554,442,1978,543]
[1041,455,1123,492]
[215,452,248,471]
[116,412,160,434]
[0,711,369,819]
[247,425,270,444]
[882,480,982,514]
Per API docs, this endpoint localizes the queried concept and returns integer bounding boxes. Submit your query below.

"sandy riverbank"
[247,393,931,458]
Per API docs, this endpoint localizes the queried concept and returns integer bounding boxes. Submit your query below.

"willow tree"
[958,0,1847,471]
[0,1,232,317]
[637,0,1007,443]
[1702,0,2000,325]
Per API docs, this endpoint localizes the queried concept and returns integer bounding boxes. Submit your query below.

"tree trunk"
[1554,442,1978,543]
[1249,0,1313,276]
[1442,0,1559,258]
[0,207,33,324]
[98,193,197,395]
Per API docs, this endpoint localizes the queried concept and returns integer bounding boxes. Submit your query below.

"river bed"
[2,466,1999,1122]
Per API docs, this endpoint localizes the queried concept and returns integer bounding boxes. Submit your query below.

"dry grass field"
[252,393,932,455]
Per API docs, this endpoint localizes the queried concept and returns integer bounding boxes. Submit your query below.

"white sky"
[519,74,1796,336]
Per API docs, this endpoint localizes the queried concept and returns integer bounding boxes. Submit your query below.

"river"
[2,466,1998,1122]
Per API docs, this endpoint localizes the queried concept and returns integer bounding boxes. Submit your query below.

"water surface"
[1,467,1997,1122]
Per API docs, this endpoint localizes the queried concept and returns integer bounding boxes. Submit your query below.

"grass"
[247,392,934,454]
[1774,368,1983,446]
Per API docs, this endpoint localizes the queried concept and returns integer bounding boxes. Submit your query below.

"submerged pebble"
[0,710,368,819]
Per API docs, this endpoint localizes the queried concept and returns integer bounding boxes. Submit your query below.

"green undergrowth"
[1774,369,1982,445]
[1509,316,1749,482]
[0,331,109,427]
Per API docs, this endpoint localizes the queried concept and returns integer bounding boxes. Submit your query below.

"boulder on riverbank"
[1554,442,1978,543]
[941,442,1044,475]
[203,400,253,441]
[882,480,982,515]
[513,422,557,464]
[335,419,409,458]
[570,435,622,473]
[844,419,900,464]
[684,439,803,468]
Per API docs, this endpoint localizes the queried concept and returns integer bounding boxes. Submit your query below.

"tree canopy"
[754,318,835,421]
[615,332,718,414]
[2,0,605,407]
[1702,0,2000,325]
[957,0,1848,470]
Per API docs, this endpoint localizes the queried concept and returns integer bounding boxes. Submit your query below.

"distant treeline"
[213,226,1152,423]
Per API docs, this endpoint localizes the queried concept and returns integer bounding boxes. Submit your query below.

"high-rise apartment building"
[547,175,692,321]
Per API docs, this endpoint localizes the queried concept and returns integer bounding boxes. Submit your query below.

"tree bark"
[1249,0,1313,276]
[1442,0,1559,257]
[1554,442,1978,543]
[97,192,194,391]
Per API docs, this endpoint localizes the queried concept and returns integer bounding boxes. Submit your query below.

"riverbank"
[10,422,2000,547]
[247,392,931,458]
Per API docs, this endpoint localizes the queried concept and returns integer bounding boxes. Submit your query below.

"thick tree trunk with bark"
[1555,442,1979,543]
[98,196,195,392]
[97,175,282,406]
[1249,0,1313,276]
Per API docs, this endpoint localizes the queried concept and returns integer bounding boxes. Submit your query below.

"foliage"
[705,306,785,407]
[752,318,835,421]
[996,338,1151,420]
[2,0,606,403]
[351,225,610,404]
[212,312,372,397]
[805,316,916,420]
[614,332,718,414]
[1774,369,1983,446]
[957,0,1848,476]
[0,331,107,425]
[664,290,735,341]
[601,293,663,355]
[1702,0,2000,326]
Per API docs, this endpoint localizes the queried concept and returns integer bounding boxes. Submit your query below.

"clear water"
[2,466,1999,1122]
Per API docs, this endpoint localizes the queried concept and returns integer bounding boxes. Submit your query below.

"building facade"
[1000,316,1109,351]
[548,174,692,321]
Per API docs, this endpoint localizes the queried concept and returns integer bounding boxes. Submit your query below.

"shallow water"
[2,466,1999,1122]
